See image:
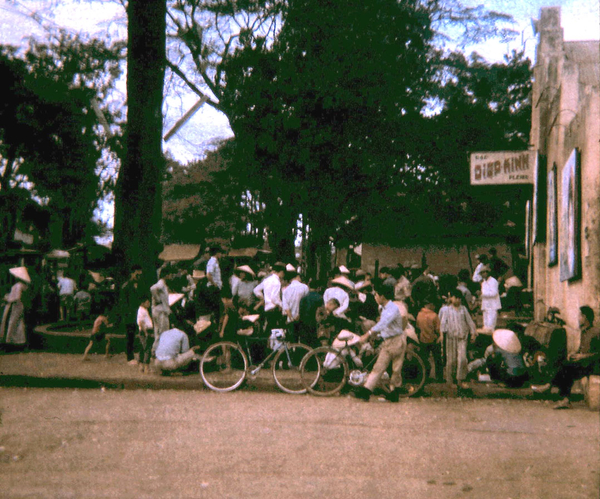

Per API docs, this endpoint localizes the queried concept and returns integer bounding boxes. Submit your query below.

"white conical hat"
[493,329,522,354]
[285,263,297,272]
[235,265,255,277]
[168,293,185,307]
[338,265,350,274]
[9,267,30,283]
[331,276,355,290]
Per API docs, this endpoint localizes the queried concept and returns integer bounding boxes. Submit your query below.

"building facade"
[531,8,600,351]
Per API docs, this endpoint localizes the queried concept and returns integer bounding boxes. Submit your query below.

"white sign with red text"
[470,151,536,185]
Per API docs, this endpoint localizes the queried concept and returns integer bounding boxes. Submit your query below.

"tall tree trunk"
[113,0,166,282]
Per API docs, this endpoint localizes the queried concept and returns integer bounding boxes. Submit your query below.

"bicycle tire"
[271,342,312,394]
[200,341,248,392]
[398,349,426,398]
[300,346,349,396]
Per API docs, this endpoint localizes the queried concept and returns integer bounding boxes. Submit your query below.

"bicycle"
[199,328,312,394]
[299,329,426,397]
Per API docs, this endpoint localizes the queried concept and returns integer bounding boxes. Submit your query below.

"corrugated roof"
[158,244,201,261]
[564,41,600,86]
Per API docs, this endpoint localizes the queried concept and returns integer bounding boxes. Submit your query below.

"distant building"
[531,8,600,351]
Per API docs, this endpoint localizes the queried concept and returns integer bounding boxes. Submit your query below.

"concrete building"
[531,8,600,351]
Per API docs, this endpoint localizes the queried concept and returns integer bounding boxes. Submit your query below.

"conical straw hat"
[331,276,355,290]
[9,267,30,283]
[492,329,522,354]
[235,265,255,277]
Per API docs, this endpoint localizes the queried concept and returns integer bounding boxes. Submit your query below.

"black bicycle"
[199,328,312,394]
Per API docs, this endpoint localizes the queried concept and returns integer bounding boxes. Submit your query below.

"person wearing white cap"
[1,267,31,347]
[479,265,501,331]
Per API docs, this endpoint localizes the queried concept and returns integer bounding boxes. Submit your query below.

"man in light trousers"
[355,282,406,403]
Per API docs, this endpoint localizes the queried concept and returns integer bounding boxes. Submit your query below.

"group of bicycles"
[199,322,427,398]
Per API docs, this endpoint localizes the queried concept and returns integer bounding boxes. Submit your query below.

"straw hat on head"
[355,280,372,291]
[192,270,206,280]
[331,276,355,290]
[168,293,185,307]
[492,329,522,354]
[235,265,255,277]
[9,267,30,284]
[273,262,286,272]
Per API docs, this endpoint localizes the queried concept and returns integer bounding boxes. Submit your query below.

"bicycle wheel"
[272,343,312,394]
[300,346,349,396]
[397,349,426,397]
[200,341,248,392]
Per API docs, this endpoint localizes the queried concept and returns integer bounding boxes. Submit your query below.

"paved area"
[0,387,598,499]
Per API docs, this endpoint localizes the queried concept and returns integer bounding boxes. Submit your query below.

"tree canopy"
[0,35,122,250]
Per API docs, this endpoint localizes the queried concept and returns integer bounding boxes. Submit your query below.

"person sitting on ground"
[468,328,529,388]
[82,302,114,361]
[153,327,200,376]
[137,296,154,374]
[355,283,406,403]
[532,305,600,409]
[441,289,477,390]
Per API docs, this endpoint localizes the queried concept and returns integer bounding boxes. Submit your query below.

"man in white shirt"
[282,270,309,341]
[57,271,77,322]
[479,266,501,331]
[253,262,286,333]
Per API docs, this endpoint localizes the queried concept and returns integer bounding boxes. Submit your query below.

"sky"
[1,0,598,164]
[0,0,598,240]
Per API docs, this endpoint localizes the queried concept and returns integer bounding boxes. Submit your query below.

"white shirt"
[254,273,282,312]
[137,306,153,331]
[481,276,501,310]
[57,276,76,296]
[282,279,309,322]
[472,263,486,283]
[323,286,350,317]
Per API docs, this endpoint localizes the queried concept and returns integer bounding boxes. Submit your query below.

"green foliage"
[162,144,247,244]
[0,34,123,248]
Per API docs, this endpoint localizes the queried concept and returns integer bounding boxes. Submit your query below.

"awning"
[159,244,201,262]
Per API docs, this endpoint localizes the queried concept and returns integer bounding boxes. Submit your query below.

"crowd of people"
[1,246,598,409]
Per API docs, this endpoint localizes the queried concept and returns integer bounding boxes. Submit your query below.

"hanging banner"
[470,150,536,185]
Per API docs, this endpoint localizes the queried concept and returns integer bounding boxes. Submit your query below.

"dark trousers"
[420,342,444,381]
[552,358,600,398]
[486,356,529,388]
[264,310,284,335]
[137,331,154,365]
[125,323,137,361]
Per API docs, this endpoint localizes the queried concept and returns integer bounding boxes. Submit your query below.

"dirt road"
[0,388,598,498]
